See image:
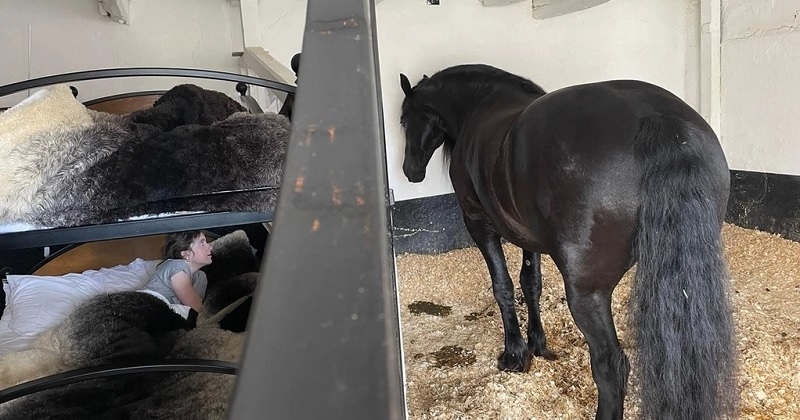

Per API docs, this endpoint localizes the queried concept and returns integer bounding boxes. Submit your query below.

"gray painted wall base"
[726,170,800,242]
[391,193,473,254]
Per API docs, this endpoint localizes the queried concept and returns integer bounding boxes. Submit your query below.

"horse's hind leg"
[463,217,529,372]
[562,275,629,420]
[519,250,556,360]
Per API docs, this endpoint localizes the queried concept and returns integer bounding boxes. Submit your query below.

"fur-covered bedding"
[0,83,289,228]
[0,231,259,419]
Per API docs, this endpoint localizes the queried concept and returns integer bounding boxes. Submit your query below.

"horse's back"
[498,79,727,256]
[514,79,725,179]
[523,79,711,140]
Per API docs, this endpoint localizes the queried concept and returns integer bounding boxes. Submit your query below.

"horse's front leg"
[519,250,556,360]
[463,217,530,372]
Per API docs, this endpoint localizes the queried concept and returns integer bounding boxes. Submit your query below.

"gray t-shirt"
[143,259,207,305]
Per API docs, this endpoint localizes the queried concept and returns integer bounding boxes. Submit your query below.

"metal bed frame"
[0,68,295,253]
[0,359,237,405]
[0,67,295,98]
[0,1,405,417]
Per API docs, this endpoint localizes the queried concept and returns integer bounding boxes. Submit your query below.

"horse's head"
[399,73,449,183]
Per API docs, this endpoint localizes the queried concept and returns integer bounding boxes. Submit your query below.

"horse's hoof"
[497,351,531,372]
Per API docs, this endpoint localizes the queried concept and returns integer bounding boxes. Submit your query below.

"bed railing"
[0,359,237,405]
[0,212,274,252]
[0,67,295,99]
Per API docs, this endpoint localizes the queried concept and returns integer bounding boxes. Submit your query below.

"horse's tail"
[631,115,737,420]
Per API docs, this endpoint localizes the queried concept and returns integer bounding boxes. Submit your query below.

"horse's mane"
[439,117,456,167]
[429,64,547,96]
[403,65,546,166]
[419,65,547,164]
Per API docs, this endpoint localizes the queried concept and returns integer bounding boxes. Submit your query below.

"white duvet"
[0,258,163,356]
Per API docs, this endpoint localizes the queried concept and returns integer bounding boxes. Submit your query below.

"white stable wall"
[261,0,699,201]
[720,0,800,176]
[0,0,244,107]
[6,1,794,201]
[0,0,699,202]
[256,0,307,67]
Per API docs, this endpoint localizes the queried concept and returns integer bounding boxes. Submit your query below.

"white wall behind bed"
[0,0,246,107]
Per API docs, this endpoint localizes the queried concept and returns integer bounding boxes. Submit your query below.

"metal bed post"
[227,0,406,419]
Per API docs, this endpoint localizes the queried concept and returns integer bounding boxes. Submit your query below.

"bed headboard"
[33,235,167,276]
[84,92,165,115]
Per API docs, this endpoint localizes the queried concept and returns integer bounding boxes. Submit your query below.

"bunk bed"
[0,229,262,418]
[0,67,296,269]
[1,1,403,418]
[0,67,296,417]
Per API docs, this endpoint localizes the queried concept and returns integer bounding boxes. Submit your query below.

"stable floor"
[396,223,799,419]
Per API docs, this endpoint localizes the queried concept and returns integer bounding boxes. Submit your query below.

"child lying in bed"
[141,231,212,313]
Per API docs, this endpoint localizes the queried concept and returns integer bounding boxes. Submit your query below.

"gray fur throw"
[0,84,289,228]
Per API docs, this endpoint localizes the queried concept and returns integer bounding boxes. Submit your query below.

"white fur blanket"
[0,84,289,228]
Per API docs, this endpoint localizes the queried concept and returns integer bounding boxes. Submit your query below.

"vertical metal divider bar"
[227,0,406,419]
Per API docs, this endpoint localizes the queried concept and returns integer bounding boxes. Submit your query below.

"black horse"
[399,65,737,420]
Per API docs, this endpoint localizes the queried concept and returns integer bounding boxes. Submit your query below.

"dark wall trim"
[726,170,800,242]
[391,193,474,254]
[392,169,800,254]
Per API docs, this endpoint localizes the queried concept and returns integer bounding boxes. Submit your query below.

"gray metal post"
[226,0,406,419]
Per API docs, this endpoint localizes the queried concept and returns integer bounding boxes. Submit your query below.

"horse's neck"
[432,86,537,144]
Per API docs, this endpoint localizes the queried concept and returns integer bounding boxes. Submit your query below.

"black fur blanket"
[0,84,289,228]
[0,231,259,419]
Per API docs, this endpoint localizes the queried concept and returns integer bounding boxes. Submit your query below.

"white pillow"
[1,258,160,340]
[0,282,36,355]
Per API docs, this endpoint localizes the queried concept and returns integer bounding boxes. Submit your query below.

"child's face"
[186,233,213,266]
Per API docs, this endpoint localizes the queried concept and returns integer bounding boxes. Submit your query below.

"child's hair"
[162,231,203,260]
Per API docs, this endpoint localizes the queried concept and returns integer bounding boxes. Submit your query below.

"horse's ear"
[400,73,413,96]
[422,74,429,80]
